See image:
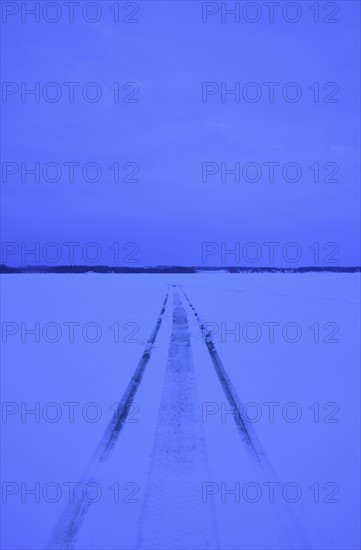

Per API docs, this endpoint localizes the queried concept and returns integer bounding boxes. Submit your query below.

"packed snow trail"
[137,292,219,549]
[47,292,169,550]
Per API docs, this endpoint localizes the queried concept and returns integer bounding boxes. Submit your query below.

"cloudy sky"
[1,0,360,266]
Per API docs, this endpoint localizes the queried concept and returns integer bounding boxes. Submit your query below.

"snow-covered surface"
[137,292,218,549]
[1,273,360,549]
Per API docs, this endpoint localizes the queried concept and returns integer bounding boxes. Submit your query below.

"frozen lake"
[1,273,360,549]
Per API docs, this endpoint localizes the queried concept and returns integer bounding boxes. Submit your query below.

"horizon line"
[1,264,360,274]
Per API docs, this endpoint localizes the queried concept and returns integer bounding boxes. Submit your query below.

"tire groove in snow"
[47,291,169,550]
[181,288,313,549]
[137,291,219,550]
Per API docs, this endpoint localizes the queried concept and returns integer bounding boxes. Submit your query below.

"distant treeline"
[1,265,360,274]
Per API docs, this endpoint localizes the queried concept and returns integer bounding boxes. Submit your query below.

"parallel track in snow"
[181,287,311,550]
[47,291,169,550]
[182,289,265,463]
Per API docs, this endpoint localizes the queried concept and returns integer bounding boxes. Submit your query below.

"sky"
[1,0,360,266]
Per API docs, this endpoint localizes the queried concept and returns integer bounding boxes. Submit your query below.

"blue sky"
[1,0,360,266]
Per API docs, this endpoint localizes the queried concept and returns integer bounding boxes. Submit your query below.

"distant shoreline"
[1,265,360,274]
